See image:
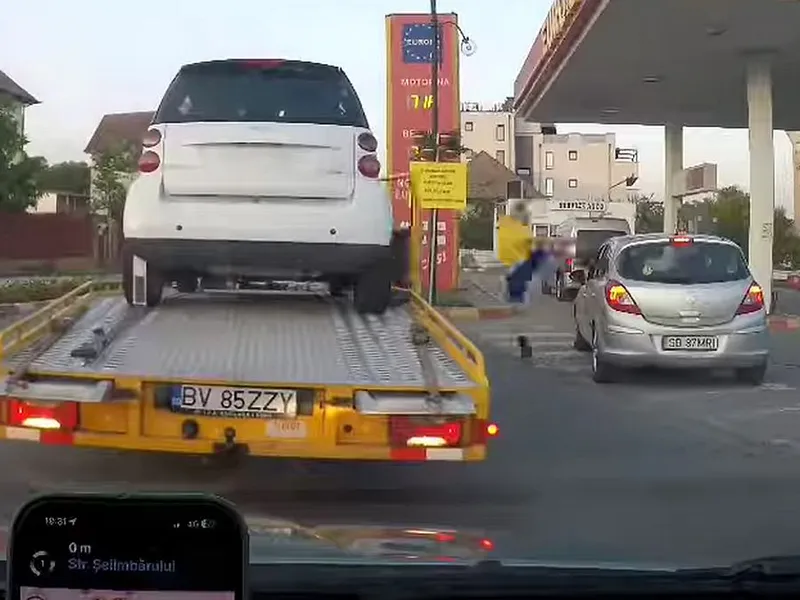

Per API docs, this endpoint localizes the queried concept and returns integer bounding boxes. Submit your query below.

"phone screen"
[8,495,247,600]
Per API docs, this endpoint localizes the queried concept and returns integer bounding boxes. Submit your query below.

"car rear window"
[154,61,369,128]
[575,229,627,261]
[617,240,750,284]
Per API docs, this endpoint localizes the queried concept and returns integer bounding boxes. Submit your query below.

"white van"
[545,216,631,301]
[122,59,395,313]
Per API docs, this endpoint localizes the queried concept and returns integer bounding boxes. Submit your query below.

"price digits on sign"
[408,94,434,110]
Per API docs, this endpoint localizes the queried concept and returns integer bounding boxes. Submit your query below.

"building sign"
[542,0,583,54]
[386,13,460,292]
[553,200,606,211]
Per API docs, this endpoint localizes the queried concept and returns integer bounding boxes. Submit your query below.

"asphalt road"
[3,294,800,568]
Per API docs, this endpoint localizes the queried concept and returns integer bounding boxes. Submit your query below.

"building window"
[544,177,554,197]
[534,225,549,238]
[568,178,578,188]
[568,150,578,161]
[496,124,505,141]
[545,151,554,170]
[463,148,475,160]
[464,121,474,132]
[495,150,505,164]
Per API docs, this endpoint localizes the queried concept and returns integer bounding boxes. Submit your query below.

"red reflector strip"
[391,447,427,461]
[390,448,465,461]
[40,429,75,446]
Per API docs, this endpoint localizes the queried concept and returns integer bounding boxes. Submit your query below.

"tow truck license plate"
[174,385,297,418]
[662,336,719,351]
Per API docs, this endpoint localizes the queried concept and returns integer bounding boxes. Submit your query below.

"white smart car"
[122,58,397,314]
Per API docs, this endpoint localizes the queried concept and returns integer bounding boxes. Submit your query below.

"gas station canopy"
[514,0,800,129]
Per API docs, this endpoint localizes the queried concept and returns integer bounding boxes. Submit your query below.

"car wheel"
[573,311,591,352]
[735,362,767,386]
[122,246,163,307]
[591,326,616,383]
[555,275,564,301]
[354,260,392,315]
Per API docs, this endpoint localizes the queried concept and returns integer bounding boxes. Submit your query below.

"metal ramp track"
[4,289,474,389]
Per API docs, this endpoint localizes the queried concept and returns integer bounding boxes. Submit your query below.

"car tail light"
[357,132,378,153]
[605,279,641,314]
[358,155,381,179]
[6,399,78,430]
[240,59,285,69]
[736,283,765,315]
[670,235,693,247]
[565,258,574,271]
[139,151,160,173]
[390,416,463,448]
[142,128,161,148]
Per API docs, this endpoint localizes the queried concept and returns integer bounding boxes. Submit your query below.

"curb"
[768,314,800,332]
[439,305,520,322]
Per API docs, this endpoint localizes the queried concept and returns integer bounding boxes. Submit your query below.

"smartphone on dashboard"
[8,493,248,600]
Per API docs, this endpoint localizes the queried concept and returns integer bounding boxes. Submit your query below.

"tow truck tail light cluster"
[139,128,162,174]
[357,132,381,179]
[389,416,463,448]
[736,283,765,315]
[605,279,641,315]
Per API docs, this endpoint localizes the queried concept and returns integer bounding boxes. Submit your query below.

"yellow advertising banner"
[409,161,468,211]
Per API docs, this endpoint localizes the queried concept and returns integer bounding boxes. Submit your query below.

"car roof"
[179,59,343,73]
[605,232,741,251]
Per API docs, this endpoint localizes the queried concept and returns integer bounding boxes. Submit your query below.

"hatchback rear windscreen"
[575,230,627,261]
[617,240,750,284]
[154,61,369,127]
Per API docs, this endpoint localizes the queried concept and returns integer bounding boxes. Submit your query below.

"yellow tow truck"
[0,280,494,461]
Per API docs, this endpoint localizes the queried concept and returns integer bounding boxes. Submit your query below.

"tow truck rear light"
[357,132,378,153]
[472,419,499,444]
[390,416,462,448]
[736,283,765,315]
[142,128,161,148]
[605,279,641,315]
[6,399,78,430]
[357,155,381,179]
[139,151,160,173]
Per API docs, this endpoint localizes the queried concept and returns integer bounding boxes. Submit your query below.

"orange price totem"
[385,12,461,293]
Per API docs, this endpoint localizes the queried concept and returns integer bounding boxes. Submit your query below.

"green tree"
[0,101,47,212]
[90,143,138,223]
[459,200,494,250]
[39,161,91,195]
[634,195,663,233]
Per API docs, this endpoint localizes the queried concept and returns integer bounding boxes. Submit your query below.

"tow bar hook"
[213,427,248,455]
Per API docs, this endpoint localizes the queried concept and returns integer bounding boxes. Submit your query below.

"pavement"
[3,286,800,567]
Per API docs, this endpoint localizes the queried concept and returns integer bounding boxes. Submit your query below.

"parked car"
[571,233,769,384]
[122,58,395,313]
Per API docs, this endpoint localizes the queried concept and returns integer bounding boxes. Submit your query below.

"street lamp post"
[426,0,441,305]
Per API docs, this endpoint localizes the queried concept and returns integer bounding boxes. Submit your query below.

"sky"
[1,0,794,212]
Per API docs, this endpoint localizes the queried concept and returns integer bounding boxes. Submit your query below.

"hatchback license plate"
[662,336,719,351]
[173,385,297,418]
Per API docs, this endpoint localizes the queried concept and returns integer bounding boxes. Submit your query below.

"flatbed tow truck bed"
[0,281,493,461]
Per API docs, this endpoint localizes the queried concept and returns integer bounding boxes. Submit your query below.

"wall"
[0,213,97,273]
[460,107,514,168]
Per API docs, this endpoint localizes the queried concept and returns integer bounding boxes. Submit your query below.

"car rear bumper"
[125,238,391,278]
[598,323,770,369]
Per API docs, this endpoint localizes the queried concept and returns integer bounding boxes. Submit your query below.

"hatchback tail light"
[390,416,462,448]
[565,258,574,271]
[142,128,162,148]
[139,151,161,173]
[357,155,381,179]
[736,283,765,315]
[357,132,378,153]
[605,280,641,315]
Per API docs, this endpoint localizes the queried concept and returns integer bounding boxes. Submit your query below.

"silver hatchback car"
[572,233,770,384]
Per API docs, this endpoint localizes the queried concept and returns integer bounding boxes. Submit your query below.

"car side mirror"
[569,270,587,285]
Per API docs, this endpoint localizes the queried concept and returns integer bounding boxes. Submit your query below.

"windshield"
[154,61,369,127]
[6,0,800,580]
[575,229,627,260]
[618,240,750,284]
